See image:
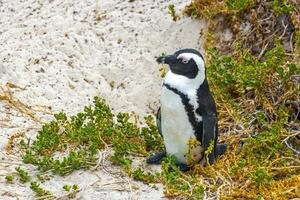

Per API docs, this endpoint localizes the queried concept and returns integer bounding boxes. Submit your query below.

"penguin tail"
[216,143,227,157]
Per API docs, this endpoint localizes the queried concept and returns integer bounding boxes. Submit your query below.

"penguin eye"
[182,59,189,64]
[178,57,189,64]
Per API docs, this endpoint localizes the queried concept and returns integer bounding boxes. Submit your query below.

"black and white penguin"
[147,49,227,171]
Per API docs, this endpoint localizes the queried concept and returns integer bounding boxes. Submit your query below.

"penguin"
[147,49,227,171]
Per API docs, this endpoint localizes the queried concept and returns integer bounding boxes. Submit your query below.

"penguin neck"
[164,71,205,93]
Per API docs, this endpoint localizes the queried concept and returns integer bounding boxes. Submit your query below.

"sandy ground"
[0,0,206,199]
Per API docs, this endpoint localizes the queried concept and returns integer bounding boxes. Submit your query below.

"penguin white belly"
[161,87,202,164]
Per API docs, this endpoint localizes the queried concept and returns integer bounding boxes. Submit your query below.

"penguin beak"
[156,55,177,64]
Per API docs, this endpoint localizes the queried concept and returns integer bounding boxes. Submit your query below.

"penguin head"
[156,49,205,79]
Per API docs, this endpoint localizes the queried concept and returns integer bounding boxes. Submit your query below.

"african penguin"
[147,49,227,171]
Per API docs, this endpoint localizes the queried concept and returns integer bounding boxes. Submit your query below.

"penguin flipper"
[146,151,166,164]
[202,114,217,164]
[156,107,162,137]
[146,108,165,165]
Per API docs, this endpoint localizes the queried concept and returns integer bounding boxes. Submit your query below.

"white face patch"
[177,54,190,64]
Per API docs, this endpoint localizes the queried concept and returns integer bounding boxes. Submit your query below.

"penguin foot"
[168,163,190,172]
[146,151,166,164]
[216,143,227,156]
[175,163,190,172]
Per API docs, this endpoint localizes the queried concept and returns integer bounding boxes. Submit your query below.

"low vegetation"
[20,97,163,176]
[183,0,300,199]
[30,182,52,197]
[15,167,31,183]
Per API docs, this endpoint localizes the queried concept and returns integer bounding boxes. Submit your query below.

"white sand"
[0,0,206,199]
